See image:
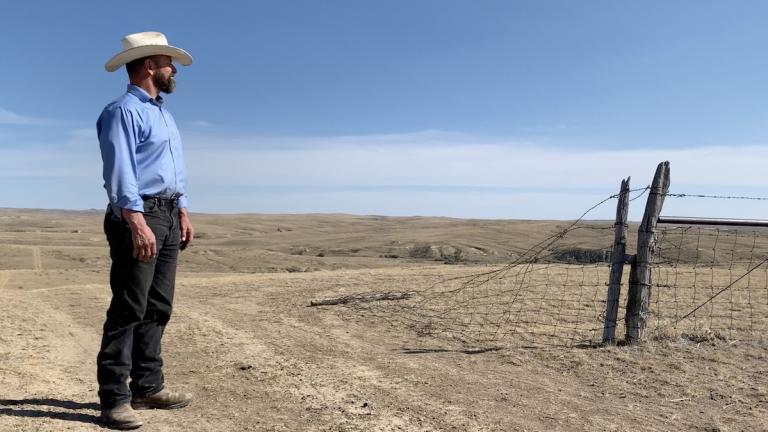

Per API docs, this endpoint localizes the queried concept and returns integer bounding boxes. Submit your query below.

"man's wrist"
[121,208,148,229]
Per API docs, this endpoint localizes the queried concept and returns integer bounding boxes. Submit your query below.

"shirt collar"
[127,84,164,106]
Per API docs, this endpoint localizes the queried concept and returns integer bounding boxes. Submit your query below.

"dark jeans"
[97,199,180,409]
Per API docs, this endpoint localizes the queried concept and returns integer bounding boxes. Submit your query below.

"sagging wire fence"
[323,161,768,347]
[344,223,619,347]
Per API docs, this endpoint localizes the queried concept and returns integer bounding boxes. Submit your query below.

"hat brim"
[105,45,193,72]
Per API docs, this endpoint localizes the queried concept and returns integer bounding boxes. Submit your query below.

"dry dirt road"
[1,210,767,431]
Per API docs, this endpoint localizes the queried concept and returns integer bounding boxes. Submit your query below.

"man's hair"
[126,55,171,79]
[125,56,149,78]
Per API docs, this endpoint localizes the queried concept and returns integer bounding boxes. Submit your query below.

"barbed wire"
[665,193,768,201]
[334,186,768,347]
[343,189,637,347]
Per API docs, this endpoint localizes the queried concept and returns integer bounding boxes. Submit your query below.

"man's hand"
[179,208,194,251]
[121,209,157,262]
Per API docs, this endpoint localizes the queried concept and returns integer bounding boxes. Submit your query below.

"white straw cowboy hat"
[105,31,193,72]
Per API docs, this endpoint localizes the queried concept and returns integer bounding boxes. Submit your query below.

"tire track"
[0,274,103,431]
[172,307,434,431]
[26,283,104,293]
[32,246,42,271]
[0,271,10,290]
[174,270,616,432]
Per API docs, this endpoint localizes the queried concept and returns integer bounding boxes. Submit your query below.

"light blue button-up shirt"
[98,85,188,217]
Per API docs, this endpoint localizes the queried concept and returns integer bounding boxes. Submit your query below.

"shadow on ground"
[0,398,100,426]
[399,347,502,355]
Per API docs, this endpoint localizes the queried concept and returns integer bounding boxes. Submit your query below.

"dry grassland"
[1,209,767,431]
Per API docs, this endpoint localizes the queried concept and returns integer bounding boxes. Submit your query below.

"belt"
[142,194,181,208]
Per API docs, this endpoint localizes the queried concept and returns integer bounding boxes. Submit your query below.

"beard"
[153,72,176,94]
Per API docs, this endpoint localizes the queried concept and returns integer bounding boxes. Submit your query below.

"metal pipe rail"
[658,216,768,228]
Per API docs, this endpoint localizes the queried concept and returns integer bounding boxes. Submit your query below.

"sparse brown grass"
[1,209,767,431]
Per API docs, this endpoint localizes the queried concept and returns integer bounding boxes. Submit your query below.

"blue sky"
[2,1,768,220]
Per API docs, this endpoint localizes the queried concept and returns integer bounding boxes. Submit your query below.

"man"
[97,31,195,430]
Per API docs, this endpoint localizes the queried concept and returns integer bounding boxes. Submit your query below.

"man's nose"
[171,63,177,73]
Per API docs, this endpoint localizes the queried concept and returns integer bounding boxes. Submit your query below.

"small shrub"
[551,248,610,264]
[285,266,306,273]
[442,248,466,264]
[409,244,436,259]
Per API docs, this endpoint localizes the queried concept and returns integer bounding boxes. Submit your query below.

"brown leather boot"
[100,403,143,430]
[131,388,193,410]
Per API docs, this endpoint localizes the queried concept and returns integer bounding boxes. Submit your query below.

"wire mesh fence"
[348,222,620,348]
[338,187,768,347]
[649,226,768,339]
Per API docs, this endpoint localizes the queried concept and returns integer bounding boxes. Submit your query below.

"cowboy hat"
[105,31,193,72]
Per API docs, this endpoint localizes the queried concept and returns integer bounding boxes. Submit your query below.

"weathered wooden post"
[602,177,630,344]
[625,161,670,343]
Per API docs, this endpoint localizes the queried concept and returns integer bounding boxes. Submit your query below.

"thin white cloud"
[68,128,95,139]
[182,129,484,150]
[2,129,767,218]
[187,120,213,128]
[180,131,768,218]
[0,148,101,178]
[0,108,50,126]
[184,131,768,190]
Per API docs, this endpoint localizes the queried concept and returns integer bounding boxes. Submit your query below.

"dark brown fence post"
[625,161,670,343]
[602,177,630,344]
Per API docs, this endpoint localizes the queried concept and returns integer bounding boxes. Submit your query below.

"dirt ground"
[1,209,767,431]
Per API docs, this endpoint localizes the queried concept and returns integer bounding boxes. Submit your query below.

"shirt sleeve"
[97,107,144,212]
[177,194,188,209]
